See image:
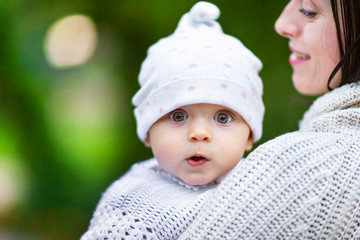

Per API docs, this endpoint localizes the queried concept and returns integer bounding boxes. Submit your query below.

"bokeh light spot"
[44,14,97,68]
[0,158,28,215]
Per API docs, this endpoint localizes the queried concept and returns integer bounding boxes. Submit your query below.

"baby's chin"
[181,176,215,186]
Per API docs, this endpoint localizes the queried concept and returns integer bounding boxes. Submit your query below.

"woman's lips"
[186,155,208,167]
[289,53,308,66]
[289,46,310,66]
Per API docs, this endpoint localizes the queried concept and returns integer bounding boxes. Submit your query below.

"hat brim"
[134,76,264,142]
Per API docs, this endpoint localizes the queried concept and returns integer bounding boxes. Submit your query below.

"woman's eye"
[215,112,232,124]
[170,111,187,122]
[299,8,317,18]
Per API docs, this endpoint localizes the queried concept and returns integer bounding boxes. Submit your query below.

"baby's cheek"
[153,147,172,162]
[152,143,179,166]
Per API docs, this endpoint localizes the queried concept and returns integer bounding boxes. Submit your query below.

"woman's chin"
[292,76,327,96]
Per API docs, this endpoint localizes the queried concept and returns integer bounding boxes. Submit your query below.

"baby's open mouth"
[187,155,208,167]
[190,156,206,161]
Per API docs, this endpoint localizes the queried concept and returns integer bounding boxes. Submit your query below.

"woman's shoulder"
[244,130,360,176]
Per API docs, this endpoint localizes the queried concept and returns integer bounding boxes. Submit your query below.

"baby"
[81,2,264,239]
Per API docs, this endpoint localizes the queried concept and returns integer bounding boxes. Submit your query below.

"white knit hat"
[132,1,265,142]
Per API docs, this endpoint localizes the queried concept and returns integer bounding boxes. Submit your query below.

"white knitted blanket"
[81,159,217,240]
[179,82,360,239]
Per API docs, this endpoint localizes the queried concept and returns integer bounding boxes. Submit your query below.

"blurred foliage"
[0,0,315,239]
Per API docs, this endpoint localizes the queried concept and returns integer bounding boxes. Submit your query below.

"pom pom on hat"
[133,1,265,142]
[189,1,220,23]
[172,1,222,35]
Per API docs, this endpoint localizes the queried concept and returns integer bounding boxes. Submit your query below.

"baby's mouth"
[190,155,206,160]
[187,155,208,167]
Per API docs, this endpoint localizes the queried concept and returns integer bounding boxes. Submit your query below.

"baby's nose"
[188,121,212,142]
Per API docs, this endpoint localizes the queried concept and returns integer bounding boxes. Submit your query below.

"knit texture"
[179,82,360,239]
[80,159,217,240]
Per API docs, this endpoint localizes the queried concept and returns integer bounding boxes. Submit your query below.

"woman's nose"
[188,120,212,142]
[275,1,301,39]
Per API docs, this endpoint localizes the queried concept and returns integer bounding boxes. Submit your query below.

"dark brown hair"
[328,0,360,90]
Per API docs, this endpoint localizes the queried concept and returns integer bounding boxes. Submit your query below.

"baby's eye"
[214,112,232,124]
[170,111,187,122]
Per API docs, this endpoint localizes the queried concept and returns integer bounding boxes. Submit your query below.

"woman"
[179,0,360,239]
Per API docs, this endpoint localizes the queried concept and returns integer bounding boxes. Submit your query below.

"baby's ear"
[245,133,253,151]
[144,136,151,147]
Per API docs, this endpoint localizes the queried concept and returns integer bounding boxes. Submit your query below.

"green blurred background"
[0,0,315,239]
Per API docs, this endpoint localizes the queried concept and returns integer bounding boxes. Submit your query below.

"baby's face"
[145,103,252,185]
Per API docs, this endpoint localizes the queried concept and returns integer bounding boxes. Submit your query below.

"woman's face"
[275,0,341,96]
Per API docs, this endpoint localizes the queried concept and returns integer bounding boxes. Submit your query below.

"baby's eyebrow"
[216,108,235,114]
[169,108,185,113]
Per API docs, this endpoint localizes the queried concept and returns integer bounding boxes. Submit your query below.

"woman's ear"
[144,136,151,147]
[245,133,253,151]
